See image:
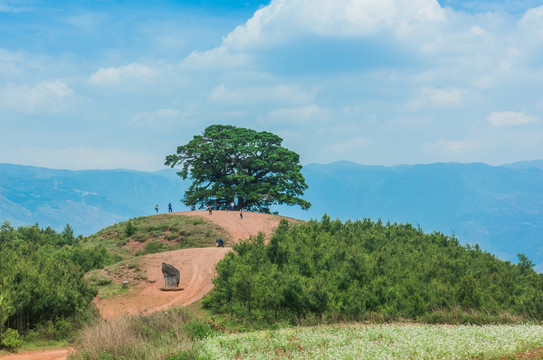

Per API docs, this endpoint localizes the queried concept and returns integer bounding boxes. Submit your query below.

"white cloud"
[4,146,162,171]
[519,5,543,33]
[209,83,313,106]
[223,0,445,50]
[132,108,187,130]
[260,104,327,125]
[89,63,161,86]
[0,4,33,12]
[488,111,538,126]
[406,86,467,110]
[324,136,374,154]
[0,81,78,114]
[66,13,106,33]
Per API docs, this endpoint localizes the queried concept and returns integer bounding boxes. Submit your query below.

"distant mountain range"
[1,161,542,270]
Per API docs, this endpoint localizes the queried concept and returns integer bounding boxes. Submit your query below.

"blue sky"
[1,0,542,170]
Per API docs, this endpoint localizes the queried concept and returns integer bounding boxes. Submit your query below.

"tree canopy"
[203,216,543,324]
[165,125,311,212]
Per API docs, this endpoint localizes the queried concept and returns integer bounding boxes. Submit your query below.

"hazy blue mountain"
[0,164,189,235]
[1,161,542,270]
[277,160,543,270]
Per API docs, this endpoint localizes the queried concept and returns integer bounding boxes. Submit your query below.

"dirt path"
[95,247,231,319]
[0,348,73,360]
[95,211,288,319]
[174,210,287,243]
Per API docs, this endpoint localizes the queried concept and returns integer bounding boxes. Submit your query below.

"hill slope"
[91,211,288,319]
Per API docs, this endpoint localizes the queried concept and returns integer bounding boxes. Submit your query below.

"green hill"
[82,214,229,259]
[204,215,543,325]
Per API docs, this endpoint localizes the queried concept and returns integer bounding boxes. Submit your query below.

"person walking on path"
[240,208,243,219]
[168,202,172,213]
[155,204,159,213]
[208,205,213,215]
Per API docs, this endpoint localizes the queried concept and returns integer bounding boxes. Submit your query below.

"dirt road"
[0,348,73,360]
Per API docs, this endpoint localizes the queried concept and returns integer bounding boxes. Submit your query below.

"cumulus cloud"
[406,86,467,110]
[0,4,33,12]
[209,84,313,106]
[0,81,78,114]
[325,136,374,154]
[89,63,161,86]
[259,104,327,125]
[488,111,538,126]
[223,0,445,50]
[132,108,188,130]
[4,146,162,171]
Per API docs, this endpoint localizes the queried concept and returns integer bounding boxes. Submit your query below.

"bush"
[124,221,136,237]
[145,240,165,254]
[183,320,213,341]
[1,328,22,352]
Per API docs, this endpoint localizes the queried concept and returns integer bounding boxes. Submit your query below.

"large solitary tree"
[165,125,311,212]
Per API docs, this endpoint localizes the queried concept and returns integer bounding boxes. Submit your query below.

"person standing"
[155,204,159,213]
[230,201,235,211]
[240,208,243,219]
[208,205,213,215]
[168,202,172,213]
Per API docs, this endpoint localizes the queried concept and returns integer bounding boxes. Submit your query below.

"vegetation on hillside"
[203,216,543,324]
[0,222,115,351]
[83,214,229,258]
[165,124,311,212]
[70,308,211,360]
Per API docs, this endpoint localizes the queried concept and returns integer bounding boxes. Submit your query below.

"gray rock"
[161,262,180,288]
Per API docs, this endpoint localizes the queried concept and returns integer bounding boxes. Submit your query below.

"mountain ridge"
[1,160,542,270]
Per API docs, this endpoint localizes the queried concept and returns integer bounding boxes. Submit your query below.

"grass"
[82,214,229,259]
[69,308,210,360]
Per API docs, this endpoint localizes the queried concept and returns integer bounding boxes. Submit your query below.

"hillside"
[89,211,290,319]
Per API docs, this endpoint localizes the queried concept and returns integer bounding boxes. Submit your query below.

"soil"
[95,210,288,319]
[0,348,74,360]
[176,209,289,244]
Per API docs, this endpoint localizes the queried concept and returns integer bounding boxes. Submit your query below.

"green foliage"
[0,221,102,343]
[204,216,543,324]
[124,220,136,237]
[165,124,311,213]
[1,328,22,352]
[183,320,213,341]
[145,240,167,254]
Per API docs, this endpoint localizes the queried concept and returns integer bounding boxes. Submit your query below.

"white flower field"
[199,324,543,359]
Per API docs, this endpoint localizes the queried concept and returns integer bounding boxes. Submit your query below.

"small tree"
[165,125,311,213]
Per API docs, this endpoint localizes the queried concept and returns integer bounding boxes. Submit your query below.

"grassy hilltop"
[83,214,229,258]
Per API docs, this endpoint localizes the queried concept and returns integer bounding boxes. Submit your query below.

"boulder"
[161,262,180,288]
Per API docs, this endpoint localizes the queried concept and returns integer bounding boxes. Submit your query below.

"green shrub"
[183,320,213,341]
[145,240,165,254]
[1,328,22,352]
[54,318,74,340]
[124,221,136,237]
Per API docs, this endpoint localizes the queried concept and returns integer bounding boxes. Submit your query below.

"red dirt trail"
[0,211,284,360]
